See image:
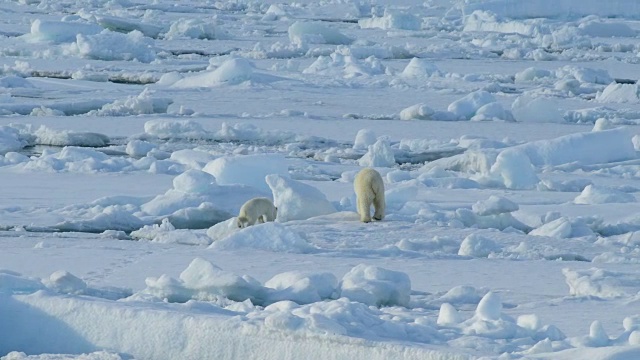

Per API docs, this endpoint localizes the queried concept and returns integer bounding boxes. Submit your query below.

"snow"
[164,18,228,40]
[597,83,640,103]
[265,174,337,222]
[209,222,315,253]
[448,91,496,120]
[339,264,412,307]
[574,184,636,204]
[358,138,395,167]
[503,127,636,167]
[90,88,172,116]
[64,30,156,63]
[288,21,352,46]
[359,10,422,31]
[511,96,565,123]
[401,58,441,78]
[171,57,258,88]
[3,0,640,359]
[457,234,500,257]
[26,19,102,44]
[471,195,519,216]
[458,0,640,19]
[399,103,436,121]
[353,129,377,150]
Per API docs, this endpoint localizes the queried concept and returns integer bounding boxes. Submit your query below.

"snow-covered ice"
[3,0,640,359]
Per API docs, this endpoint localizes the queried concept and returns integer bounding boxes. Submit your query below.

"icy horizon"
[2,0,640,359]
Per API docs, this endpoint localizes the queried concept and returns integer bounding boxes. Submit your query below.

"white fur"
[354,168,385,223]
[237,197,278,228]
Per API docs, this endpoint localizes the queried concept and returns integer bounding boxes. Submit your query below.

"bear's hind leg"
[373,194,385,221]
[357,196,372,223]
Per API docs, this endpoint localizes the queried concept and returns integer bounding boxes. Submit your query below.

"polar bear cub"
[354,168,385,223]
[237,197,278,228]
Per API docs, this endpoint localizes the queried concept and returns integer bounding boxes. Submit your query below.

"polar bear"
[354,168,385,223]
[237,197,278,228]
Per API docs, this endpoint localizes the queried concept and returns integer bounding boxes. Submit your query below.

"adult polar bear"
[237,197,278,228]
[354,168,385,223]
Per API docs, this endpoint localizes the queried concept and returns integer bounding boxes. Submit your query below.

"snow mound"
[529,217,567,238]
[173,169,217,194]
[556,66,613,85]
[288,21,352,45]
[489,148,539,189]
[262,4,288,21]
[205,217,238,242]
[399,103,435,121]
[458,0,640,19]
[42,270,87,295]
[339,264,411,307]
[456,207,530,232]
[474,291,502,321]
[596,83,640,103]
[578,18,636,37]
[303,50,385,78]
[125,140,157,157]
[143,121,295,144]
[0,75,34,88]
[131,218,212,245]
[33,126,110,147]
[209,222,315,253]
[15,146,117,172]
[265,174,336,222]
[511,96,564,123]
[439,285,483,304]
[144,260,421,309]
[438,303,462,326]
[463,10,547,36]
[358,138,395,167]
[401,58,441,78]
[471,102,514,122]
[144,119,209,140]
[171,58,256,87]
[164,18,228,40]
[358,10,421,30]
[140,170,265,227]
[265,271,338,304]
[26,19,102,43]
[0,270,45,293]
[511,127,635,166]
[64,30,156,63]
[458,234,501,257]
[53,205,145,233]
[0,126,27,153]
[448,91,496,120]
[385,183,419,209]
[215,122,296,143]
[592,118,615,132]
[142,257,264,303]
[90,88,172,116]
[574,184,635,204]
[472,195,518,216]
[352,129,377,150]
[457,291,562,341]
[514,67,553,83]
[203,154,288,194]
[563,267,640,298]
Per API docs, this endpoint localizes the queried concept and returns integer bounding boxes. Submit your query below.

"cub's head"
[237,216,248,229]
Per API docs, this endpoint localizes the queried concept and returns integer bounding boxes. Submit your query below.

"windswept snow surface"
[3,0,640,359]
